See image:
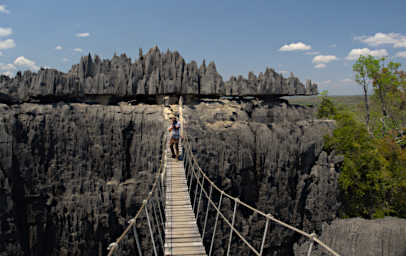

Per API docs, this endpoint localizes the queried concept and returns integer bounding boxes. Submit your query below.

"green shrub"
[317,96,337,118]
[319,100,406,218]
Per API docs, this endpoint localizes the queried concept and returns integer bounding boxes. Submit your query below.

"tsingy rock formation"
[0,47,317,105]
[294,217,406,256]
[183,99,340,255]
[0,103,164,256]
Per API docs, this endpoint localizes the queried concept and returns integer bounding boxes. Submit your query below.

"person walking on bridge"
[168,114,181,160]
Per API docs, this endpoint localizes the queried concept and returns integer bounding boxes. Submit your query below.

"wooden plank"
[164,138,207,256]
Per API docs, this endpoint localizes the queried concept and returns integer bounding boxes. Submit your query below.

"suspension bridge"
[106,97,341,256]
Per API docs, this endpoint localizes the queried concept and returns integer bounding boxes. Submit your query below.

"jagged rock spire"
[0,47,318,103]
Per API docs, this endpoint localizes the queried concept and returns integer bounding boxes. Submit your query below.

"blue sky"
[1,0,406,95]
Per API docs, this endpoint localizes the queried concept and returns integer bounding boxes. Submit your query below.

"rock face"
[183,99,341,255]
[0,103,165,256]
[0,47,317,104]
[294,217,406,256]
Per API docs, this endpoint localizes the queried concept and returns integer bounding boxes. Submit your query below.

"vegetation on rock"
[318,55,406,219]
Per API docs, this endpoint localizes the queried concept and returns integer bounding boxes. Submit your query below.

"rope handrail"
[107,134,167,256]
[184,150,262,255]
[179,96,340,256]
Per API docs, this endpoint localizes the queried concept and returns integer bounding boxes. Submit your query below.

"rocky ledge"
[0,47,317,105]
[294,217,406,256]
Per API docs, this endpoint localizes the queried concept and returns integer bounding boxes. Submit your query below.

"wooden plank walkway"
[164,142,207,256]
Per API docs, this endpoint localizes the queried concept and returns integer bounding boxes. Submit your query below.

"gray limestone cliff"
[0,47,317,105]
[1,97,405,256]
[182,99,406,256]
[0,103,165,256]
[294,217,406,256]
[183,99,340,255]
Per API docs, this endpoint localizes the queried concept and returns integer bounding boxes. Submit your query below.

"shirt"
[168,121,180,139]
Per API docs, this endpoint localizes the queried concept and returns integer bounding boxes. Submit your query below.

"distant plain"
[284,95,364,108]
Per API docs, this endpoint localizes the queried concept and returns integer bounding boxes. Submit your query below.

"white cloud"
[279,42,311,51]
[74,48,83,52]
[315,63,326,69]
[356,32,406,48]
[1,71,13,77]
[310,54,338,69]
[341,78,353,83]
[312,55,338,64]
[0,27,12,37]
[329,44,337,48]
[55,45,63,50]
[395,51,406,58]
[0,39,16,50]
[0,5,10,14]
[0,51,2,56]
[62,57,69,62]
[305,51,320,55]
[346,48,388,60]
[0,63,15,70]
[14,56,39,71]
[76,32,90,38]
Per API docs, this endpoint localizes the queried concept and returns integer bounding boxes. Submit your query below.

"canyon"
[0,47,405,256]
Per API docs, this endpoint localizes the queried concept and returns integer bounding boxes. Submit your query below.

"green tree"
[371,60,401,133]
[317,91,336,118]
[318,56,406,218]
[353,55,380,133]
[377,137,406,217]
[354,55,406,136]
[319,80,406,218]
[324,111,387,217]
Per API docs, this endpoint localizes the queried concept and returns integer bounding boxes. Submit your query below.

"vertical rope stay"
[144,199,158,256]
[209,192,223,256]
[155,191,165,231]
[259,215,271,255]
[226,198,239,256]
[307,233,316,256]
[202,183,213,239]
[193,171,200,212]
[196,177,205,220]
[130,219,143,256]
[151,198,164,250]
[188,163,194,193]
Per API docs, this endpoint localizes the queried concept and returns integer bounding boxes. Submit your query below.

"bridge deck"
[164,144,207,256]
